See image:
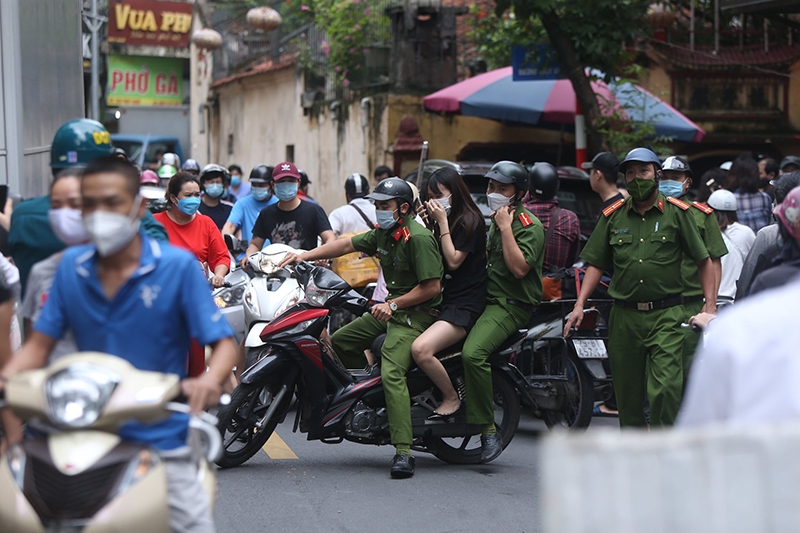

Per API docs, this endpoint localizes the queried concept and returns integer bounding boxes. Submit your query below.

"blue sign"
[512,45,560,81]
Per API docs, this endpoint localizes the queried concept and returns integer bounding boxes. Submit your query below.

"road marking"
[262,432,298,460]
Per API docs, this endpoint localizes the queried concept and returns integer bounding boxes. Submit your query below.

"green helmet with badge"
[485,161,528,191]
[50,119,113,169]
[157,165,178,180]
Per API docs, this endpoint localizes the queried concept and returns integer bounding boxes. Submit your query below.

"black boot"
[390,453,415,478]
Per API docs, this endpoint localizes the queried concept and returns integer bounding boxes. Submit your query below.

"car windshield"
[112,140,143,162]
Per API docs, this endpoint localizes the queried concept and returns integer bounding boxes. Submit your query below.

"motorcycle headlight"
[305,279,337,307]
[244,285,260,316]
[46,364,119,428]
[259,256,281,275]
[274,288,301,317]
[115,449,161,497]
[6,444,25,489]
[214,288,234,308]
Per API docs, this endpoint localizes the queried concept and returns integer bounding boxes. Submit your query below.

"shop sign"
[107,55,183,106]
[108,0,193,48]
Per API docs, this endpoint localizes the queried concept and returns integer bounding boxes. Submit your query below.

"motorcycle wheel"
[427,373,521,465]
[215,379,294,468]
[541,345,594,431]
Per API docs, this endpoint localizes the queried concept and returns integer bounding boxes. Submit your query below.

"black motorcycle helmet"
[529,162,559,200]
[366,177,414,211]
[249,164,273,184]
[345,173,370,199]
[485,161,528,191]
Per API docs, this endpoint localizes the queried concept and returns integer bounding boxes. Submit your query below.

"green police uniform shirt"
[351,216,443,308]
[682,202,728,298]
[580,193,709,302]
[486,203,545,306]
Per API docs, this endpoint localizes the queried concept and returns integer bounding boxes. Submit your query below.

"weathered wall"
[788,59,800,132]
[211,66,390,214]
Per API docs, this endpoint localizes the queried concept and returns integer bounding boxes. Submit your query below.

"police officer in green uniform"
[278,177,442,478]
[462,161,545,462]
[565,148,716,427]
[10,119,168,297]
[659,156,727,388]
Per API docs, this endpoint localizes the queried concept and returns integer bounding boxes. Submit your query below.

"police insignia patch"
[666,197,690,210]
[602,199,625,217]
[692,202,714,215]
[518,213,533,227]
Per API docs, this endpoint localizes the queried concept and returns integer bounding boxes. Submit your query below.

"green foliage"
[464,5,544,70]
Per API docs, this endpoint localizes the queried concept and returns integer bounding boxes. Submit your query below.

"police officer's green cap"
[618,148,662,174]
[485,160,528,189]
[366,177,414,206]
[157,165,178,179]
[50,119,112,169]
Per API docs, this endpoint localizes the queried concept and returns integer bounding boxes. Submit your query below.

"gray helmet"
[199,163,229,183]
[366,177,413,208]
[345,173,370,198]
[662,156,692,179]
[619,148,662,174]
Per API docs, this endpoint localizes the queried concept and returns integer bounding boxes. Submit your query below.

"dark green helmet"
[366,177,414,208]
[485,160,528,190]
[50,119,112,169]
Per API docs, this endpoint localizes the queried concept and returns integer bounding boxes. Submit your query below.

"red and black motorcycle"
[215,262,522,468]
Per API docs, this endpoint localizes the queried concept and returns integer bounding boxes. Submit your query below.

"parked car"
[404,160,600,238]
[111,134,183,170]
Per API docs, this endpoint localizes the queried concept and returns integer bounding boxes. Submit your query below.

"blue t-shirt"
[227,182,252,203]
[35,234,233,450]
[225,194,277,243]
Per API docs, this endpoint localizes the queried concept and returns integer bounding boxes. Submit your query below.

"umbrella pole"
[575,97,587,167]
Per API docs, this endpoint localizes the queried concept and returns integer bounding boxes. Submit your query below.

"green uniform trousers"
[331,310,436,449]
[608,304,685,428]
[462,302,531,427]
[681,299,704,392]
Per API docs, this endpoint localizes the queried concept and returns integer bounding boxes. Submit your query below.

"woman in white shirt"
[708,190,756,300]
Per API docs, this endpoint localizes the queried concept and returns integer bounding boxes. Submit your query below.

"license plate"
[572,339,607,359]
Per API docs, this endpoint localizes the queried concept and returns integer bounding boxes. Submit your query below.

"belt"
[613,295,683,312]
[507,299,537,312]
[682,295,705,305]
[408,305,441,317]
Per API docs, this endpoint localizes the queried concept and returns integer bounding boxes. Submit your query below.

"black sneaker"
[480,433,503,464]
[390,453,415,479]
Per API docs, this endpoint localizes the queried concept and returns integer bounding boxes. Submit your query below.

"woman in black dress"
[411,168,488,418]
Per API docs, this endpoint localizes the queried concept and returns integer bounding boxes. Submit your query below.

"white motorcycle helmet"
[707,189,737,212]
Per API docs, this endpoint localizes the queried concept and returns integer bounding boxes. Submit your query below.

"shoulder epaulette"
[666,196,691,211]
[692,201,714,215]
[602,199,625,217]
[518,212,533,227]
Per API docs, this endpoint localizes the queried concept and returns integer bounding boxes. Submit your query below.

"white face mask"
[49,208,88,246]
[435,195,452,214]
[83,195,142,257]
[487,192,513,212]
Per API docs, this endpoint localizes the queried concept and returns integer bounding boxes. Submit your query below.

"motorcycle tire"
[427,373,521,465]
[541,345,594,431]
[215,379,294,469]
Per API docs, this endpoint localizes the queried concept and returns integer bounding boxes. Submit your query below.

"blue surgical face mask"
[658,180,685,198]
[176,196,201,215]
[204,183,224,198]
[375,209,398,230]
[274,181,299,201]
[252,187,271,202]
[231,175,241,187]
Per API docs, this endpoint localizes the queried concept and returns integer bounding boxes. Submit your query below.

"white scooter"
[241,243,306,369]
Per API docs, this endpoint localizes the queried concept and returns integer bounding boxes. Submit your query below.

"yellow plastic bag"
[331,232,380,288]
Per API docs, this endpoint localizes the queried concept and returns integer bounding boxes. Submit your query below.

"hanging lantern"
[644,3,675,31]
[247,6,282,32]
[191,28,223,50]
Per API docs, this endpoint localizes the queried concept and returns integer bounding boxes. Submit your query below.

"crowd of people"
[1,115,800,530]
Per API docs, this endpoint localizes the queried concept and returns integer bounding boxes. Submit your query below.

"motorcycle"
[0,353,222,533]
[509,300,613,430]
[212,235,252,344]
[239,243,306,369]
[215,262,522,468]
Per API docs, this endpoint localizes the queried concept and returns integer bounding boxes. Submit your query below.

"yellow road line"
[262,432,298,460]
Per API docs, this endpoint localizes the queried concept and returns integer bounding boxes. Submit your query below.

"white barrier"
[542,424,800,533]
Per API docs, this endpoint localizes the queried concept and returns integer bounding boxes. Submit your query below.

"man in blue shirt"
[222,164,277,245]
[0,156,237,532]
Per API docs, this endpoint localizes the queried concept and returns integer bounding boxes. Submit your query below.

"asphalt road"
[214,410,619,533]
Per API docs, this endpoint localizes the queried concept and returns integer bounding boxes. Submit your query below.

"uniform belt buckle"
[637,302,653,311]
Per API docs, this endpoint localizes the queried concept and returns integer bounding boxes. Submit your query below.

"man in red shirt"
[523,163,580,271]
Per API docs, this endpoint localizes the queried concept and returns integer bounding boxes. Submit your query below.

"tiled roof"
[210,55,295,89]
[650,41,800,70]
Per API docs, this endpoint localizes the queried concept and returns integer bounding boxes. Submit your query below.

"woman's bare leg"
[411,321,466,414]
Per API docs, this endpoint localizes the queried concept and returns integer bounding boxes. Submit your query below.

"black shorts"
[436,301,485,332]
